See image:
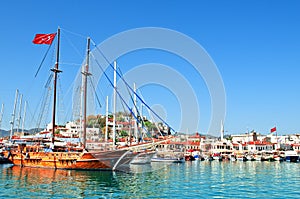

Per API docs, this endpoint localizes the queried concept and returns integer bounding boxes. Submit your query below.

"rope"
[34,44,53,77]
[89,77,102,108]
[60,27,87,39]
[60,28,86,60]
[89,52,152,136]
[137,89,164,137]
[90,39,176,134]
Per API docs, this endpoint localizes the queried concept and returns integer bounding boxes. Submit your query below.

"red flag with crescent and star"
[32,33,57,45]
[270,127,276,133]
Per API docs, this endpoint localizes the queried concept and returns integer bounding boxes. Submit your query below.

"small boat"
[130,150,156,164]
[0,151,11,164]
[236,153,247,161]
[151,154,184,163]
[185,155,195,161]
[193,154,204,161]
[212,153,222,161]
[191,150,204,161]
[203,154,213,161]
[274,155,284,161]
[245,154,255,161]
[254,152,267,161]
[229,154,236,161]
[264,152,275,161]
[254,153,262,161]
[273,152,285,161]
[284,150,299,162]
[184,149,196,161]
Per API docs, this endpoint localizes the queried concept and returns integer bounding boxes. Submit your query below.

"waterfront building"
[156,140,184,152]
[45,121,100,141]
[246,141,273,152]
[231,131,264,143]
[210,140,233,158]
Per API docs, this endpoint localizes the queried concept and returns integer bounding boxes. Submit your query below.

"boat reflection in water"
[1,163,174,198]
[129,161,177,174]
[2,165,120,198]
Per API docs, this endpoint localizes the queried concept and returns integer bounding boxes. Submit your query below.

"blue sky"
[0,1,299,136]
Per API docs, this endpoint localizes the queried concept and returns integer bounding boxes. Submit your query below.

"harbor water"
[0,161,299,198]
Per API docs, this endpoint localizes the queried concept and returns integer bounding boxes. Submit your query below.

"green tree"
[144,120,156,131]
[120,130,128,137]
[98,117,106,128]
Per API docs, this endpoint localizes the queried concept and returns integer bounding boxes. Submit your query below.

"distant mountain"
[0,129,9,137]
[26,128,44,134]
[176,132,217,139]
[0,128,44,138]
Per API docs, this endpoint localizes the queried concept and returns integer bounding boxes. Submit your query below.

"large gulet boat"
[4,28,136,171]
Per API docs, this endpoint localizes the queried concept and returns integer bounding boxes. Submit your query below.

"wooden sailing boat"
[4,28,134,171]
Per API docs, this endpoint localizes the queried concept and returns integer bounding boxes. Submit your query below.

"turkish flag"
[270,127,276,133]
[32,33,57,45]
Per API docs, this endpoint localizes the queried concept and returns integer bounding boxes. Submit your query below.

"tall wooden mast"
[113,61,117,148]
[51,27,61,144]
[82,37,91,148]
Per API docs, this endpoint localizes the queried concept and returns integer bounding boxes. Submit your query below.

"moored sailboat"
[4,28,134,171]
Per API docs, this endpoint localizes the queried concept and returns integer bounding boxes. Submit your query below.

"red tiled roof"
[247,141,272,145]
[292,143,300,146]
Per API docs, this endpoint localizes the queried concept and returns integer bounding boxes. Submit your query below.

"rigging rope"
[60,27,87,39]
[90,39,176,134]
[60,28,87,61]
[89,77,102,108]
[89,52,152,137]
[34,43,53,78]
[137,89,164,137]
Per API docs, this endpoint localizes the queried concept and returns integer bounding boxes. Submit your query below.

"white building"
[46,121,101,141]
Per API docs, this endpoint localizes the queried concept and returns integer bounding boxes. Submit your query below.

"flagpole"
[51,27,62,145]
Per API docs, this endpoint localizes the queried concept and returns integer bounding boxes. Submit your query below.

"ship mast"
[82,37,91,149]
[0,103,4,137]
[51,27,61,145]
[113,61,117,148]
[220,120,224,141]
[10,89,19,140]
[16,94,23,133]
[105,96,109,142]
[133,83,138,143]
[22,101,27,134]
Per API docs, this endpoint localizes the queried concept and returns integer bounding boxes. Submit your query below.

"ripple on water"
[0,161,299,198]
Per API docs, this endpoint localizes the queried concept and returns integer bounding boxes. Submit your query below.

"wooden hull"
[4,150,133,171]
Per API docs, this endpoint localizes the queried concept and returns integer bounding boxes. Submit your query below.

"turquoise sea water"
[0,161,299,198]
